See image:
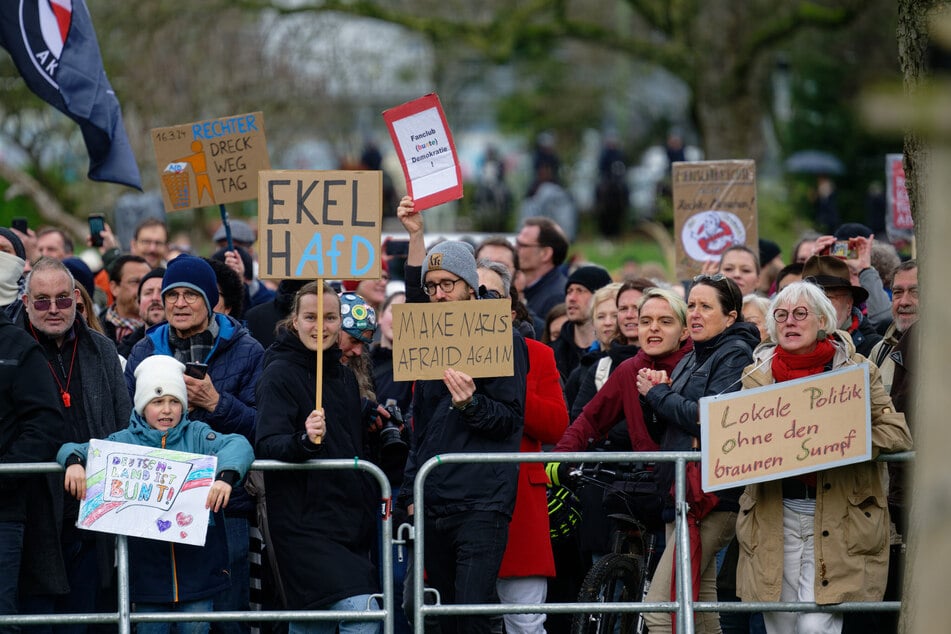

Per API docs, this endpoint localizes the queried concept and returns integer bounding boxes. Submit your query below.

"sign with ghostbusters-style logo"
[681,211,747,261]
[673,160,758,279]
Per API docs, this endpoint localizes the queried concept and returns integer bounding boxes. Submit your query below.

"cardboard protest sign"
[383,93,463,211]
[257,170,383,280]
[699,364,871,492]
[673,160,758,280]
[392,299,513,381]
[152,112,270,212]
[886,154,914,242]
[76,439,218,546]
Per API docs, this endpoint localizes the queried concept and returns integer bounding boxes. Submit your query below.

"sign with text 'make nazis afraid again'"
[392,299,513,381]
[699,364,871,492]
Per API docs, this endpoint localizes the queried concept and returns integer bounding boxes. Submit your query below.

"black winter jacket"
[646,321,760,510]
[0,313,69,595]
[255,332,378,609]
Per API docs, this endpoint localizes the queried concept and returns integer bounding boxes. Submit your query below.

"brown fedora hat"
[802,255,869,304]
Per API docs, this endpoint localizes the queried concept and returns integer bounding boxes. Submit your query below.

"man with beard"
[99,255,151,345]
[395,195,526,634]
[549,265,612,381]
[117,268,166,358]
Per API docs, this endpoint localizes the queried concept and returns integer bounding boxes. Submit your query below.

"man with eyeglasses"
[130,218,169,269]
[124,255,263,633]
[866,260,918,631]
[395,195,527,634]
[802,255,882,357]
[0,251,68,624]
[18,256,131,623]
[516,217,569,324]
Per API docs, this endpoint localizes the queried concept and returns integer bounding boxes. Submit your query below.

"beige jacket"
[735,332,913,604]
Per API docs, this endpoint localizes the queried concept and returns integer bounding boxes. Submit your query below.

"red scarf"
[771,337,836,383]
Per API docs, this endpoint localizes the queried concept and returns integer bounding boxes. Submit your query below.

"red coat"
[498,339,568,578]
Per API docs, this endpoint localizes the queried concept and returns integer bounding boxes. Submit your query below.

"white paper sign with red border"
[383,93,463,210]
[76,439,217,546]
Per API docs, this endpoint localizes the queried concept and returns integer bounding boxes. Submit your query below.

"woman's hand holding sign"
[305,408,327,444]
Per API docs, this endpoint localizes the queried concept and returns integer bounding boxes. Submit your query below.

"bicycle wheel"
[571,553,642,634]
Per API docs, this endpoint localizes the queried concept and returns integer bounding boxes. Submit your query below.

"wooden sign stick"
[313,278,324,444]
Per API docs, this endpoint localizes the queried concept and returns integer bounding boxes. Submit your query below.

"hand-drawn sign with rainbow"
[77,439,217,546]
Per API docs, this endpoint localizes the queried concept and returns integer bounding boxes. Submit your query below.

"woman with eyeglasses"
[635,273,761,634]
[734,281,911,634]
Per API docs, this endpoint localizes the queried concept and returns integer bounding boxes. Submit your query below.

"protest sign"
[392,299,513,381]
[886,154,914,243]
[673,160,758,280]
[699,364,871,492]
[76,439,217,546]
[152,111,270,212]
[257,170,383,281]
[383,93,463,211]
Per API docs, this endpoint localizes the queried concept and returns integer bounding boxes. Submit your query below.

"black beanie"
[565,265,612,294]
[0,228,26,260]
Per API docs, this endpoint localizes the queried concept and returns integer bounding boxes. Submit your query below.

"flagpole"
[218,204,233,252]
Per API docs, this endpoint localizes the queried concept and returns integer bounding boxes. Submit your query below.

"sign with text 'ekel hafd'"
[258,170,383,280]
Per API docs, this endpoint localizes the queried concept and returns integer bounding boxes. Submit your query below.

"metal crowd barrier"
[0,451,914,634]
[410,450,916,634]
[0,459,394,634]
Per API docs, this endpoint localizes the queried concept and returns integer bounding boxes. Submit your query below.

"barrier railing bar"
[0,459,394,634]
[411,450,915,634]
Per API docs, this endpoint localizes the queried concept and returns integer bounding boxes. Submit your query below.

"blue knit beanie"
[162,255,219,315]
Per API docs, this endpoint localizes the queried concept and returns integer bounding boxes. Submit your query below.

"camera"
[380,399,409,466]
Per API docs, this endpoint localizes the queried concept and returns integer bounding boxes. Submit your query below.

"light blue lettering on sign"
[293,233,377,278]
[351,236,374,276]
[191,114,259,140]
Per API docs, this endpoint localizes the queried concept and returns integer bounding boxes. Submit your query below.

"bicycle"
[566,463,665,634]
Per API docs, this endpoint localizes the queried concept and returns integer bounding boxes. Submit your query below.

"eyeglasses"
[164,289,203,305]
[773,306,811,323]
[31,296,73,311]
[423,278,464,296]
[693,273,726,283]
[515,240,543,249]
[136,239,166,248]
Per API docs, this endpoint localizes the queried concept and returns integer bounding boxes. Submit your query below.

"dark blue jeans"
[211,517,250,634]
[423,511,509,634]
[0,521,24,633]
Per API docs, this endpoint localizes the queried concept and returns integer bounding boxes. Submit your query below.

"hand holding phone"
[11,218,28,234]
[184,362,208,380]
[88,214,105,248]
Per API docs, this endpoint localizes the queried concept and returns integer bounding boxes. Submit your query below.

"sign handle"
[218,204,234,252]
[313,278,323,444]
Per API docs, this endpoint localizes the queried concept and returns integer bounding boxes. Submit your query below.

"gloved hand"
[545,462,576,488]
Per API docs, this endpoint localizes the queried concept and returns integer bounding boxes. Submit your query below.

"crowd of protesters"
[0,196,916,634]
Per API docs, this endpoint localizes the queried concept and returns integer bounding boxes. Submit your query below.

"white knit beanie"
[0,251,25,307]
[133,356,188,416]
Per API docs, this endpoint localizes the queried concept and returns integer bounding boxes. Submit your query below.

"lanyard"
[29,322,79,408]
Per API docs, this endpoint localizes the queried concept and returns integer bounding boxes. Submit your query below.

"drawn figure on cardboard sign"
[681,210,747,262]
[169,140,216,207]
